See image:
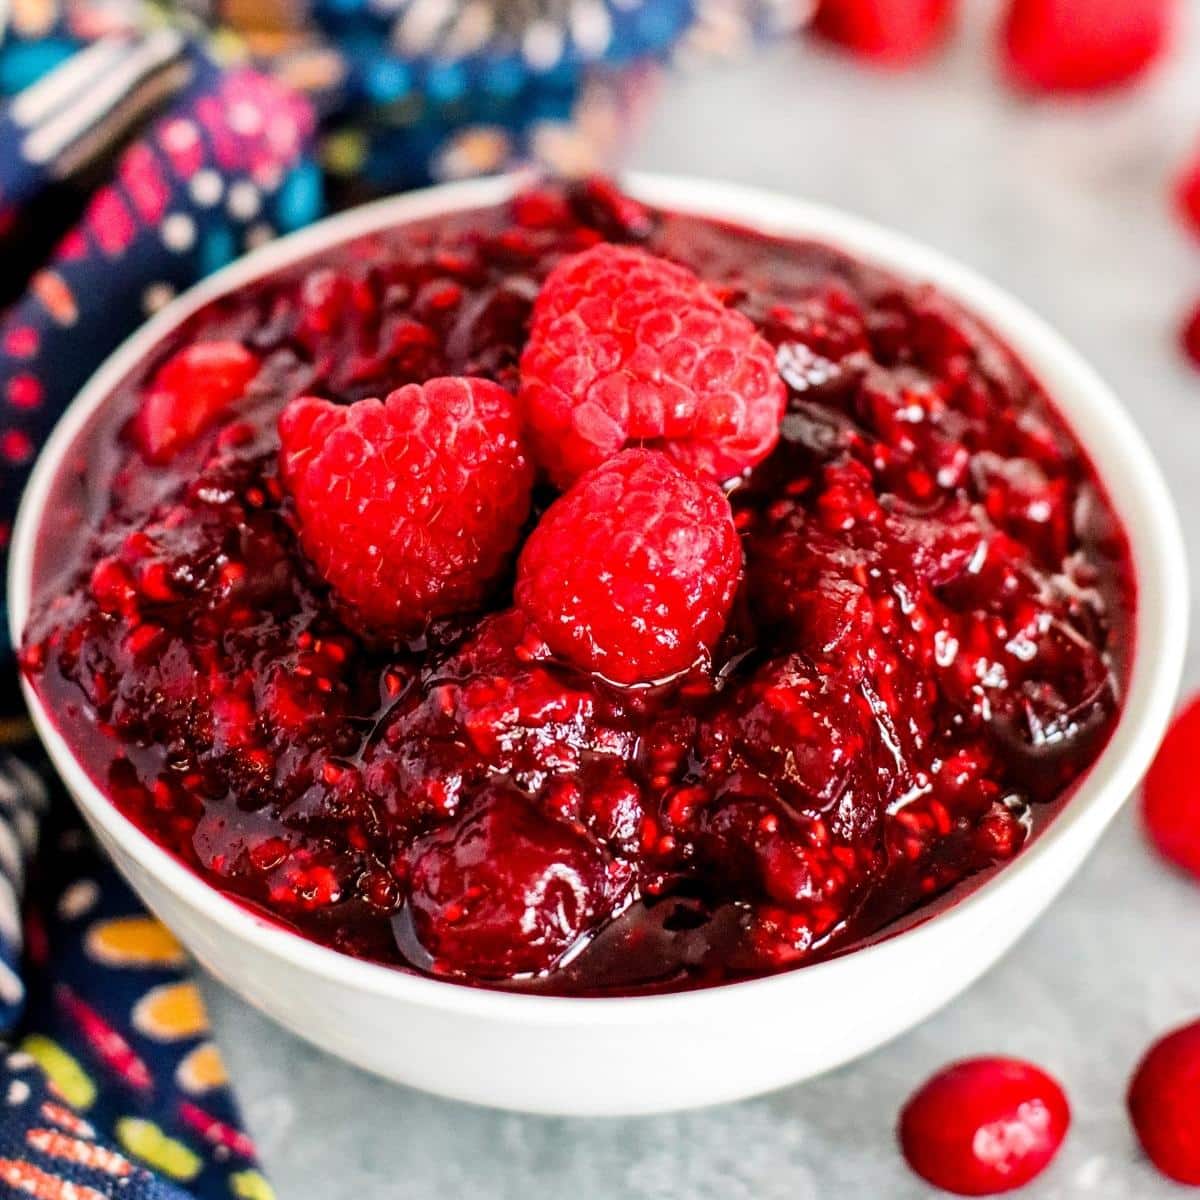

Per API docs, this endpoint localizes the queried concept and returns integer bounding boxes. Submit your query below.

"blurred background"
[3,0,1200,1195]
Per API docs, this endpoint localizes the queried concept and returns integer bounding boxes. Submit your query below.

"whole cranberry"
[1001,0,1176,94]
[1180,303,1200,373]
[132,341,260,463]
[1142,694,1200,878]
[812,0,955,67]
[406,788,615,980]
[1128,1019,1200,1183]
[899,1057,1070,1195]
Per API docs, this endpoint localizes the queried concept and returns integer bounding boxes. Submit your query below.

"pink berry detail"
[132,341,260,463]
[812,0,956,66]
[899,1057,1071,1196]
[1129,1019,1200,1184]
[279,378,532,635]
[1142,694,1200,875]
[520,243,786,487]
[1001,0,1175,93]
[516,449,742,685]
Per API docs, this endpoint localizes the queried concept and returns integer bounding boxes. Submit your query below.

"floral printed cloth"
[0,35,312,1193]
[0,1,810,1195]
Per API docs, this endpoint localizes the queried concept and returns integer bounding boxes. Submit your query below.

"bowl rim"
[8,170,1189,1025]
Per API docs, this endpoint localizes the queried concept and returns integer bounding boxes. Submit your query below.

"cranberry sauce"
[20,181,1135,995]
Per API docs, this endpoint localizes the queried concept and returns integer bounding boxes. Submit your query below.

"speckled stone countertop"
[203,6,1200,1195]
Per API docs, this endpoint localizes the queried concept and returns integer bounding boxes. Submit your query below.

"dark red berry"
[132,341,260,463]
[812,0,955,66]
[1128,1019,1200,1184]
[20,181,1134,994]
[516,449,742,685]
[520,243,786,487]
[1142,694,1200,876]
[1001,0,1175,93]
[278,377,532,635]
[406,787,617,979]
[899,1057,1071,1195]
[1176,147,1200,240]
[1180,302,1200,372]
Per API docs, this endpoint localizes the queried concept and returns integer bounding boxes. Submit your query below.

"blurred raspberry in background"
[811,0,956,66]
[1000,0,1176,92]
[805,0,1200,373]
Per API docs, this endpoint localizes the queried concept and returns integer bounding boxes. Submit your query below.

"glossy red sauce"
[20,181,1134,994]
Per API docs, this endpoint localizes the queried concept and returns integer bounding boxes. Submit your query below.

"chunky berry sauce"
[21,181,1134,995]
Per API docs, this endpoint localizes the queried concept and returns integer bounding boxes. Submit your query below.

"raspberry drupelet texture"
[278,377,532,634]
[515,449,742,685]
[520,243,787,487]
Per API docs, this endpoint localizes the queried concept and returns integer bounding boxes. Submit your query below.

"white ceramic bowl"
[9,173,1188,1116]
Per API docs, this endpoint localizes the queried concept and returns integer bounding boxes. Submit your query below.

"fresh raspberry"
[1128,1019,1200,1184]
[899,1057,1071,1195]
[132,341,260,463]
[1000,0,1175,93]
[1141,694,1200,876]
[1180,301,1200,372]
[519,243,786,488]
[278,377,532,634]
[406,786,617,979]
[812,0,955,67]
[515,449,741,685]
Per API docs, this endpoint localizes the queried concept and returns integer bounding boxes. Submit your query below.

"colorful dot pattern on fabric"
[4,775,266,1200]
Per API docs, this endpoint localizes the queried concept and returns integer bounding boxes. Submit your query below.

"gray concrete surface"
[203,6,1200,1194]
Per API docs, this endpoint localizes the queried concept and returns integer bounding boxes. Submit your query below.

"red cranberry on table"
[1141,695,1200,878]
[899,1057,1071,1195]
[810,0,956,67]
[277,377,532,635]
[1171,152,1200,374]
[1179,304,1200,373]
[19,181,1135,992]
[1128,1019,1200,1184]
[1000,0,1176,94]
